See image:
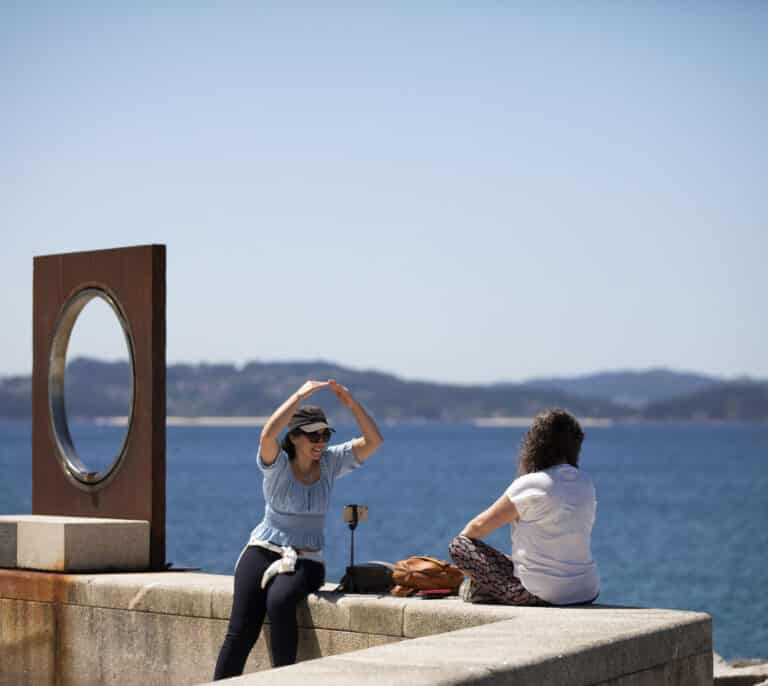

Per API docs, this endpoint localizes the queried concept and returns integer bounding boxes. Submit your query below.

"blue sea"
[1,420,766,660]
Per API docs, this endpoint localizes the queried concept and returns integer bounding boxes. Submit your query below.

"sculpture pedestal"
[0,515,149,572]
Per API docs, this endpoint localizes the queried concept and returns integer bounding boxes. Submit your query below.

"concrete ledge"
[0,570,712,686]
[714,652,768,685]
[220,650,712,686]
[0,515,149,572]
[212,605,712,686]
[0,597,56,685]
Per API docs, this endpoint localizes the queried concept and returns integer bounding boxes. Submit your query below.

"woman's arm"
[459,494,520,538]
[259,380,330,464]
[329,380,383,462]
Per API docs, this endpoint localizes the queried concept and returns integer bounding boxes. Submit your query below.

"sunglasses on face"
[305,429,332,443]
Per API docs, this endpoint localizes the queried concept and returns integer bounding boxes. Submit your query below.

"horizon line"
[0,356,764,387]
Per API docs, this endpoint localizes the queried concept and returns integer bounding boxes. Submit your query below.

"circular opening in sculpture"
[48,288,135,486]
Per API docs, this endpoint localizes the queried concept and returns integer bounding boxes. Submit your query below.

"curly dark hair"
[518,408,584,475]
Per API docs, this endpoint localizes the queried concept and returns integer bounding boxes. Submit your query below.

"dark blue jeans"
[213,545,325,679]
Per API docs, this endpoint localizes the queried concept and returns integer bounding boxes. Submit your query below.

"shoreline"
[94,416,616,428]
[1,416,765,427]
[95,416,271,427]
[472,416,614,428]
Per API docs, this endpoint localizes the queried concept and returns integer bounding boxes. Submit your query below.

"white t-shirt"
[505,463,600,605]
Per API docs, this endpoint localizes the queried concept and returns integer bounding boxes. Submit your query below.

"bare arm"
[459,494,519,539]
[259,380,330,464]
[329,380,383,462]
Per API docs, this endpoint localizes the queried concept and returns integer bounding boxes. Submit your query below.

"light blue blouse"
[247,440,361,550]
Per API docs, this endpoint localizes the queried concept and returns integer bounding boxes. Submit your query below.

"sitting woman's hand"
[460,496,520,538]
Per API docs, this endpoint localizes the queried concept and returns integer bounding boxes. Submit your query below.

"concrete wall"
[0,569,713,686]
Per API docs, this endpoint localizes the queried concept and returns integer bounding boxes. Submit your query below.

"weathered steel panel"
[31,245,166,569]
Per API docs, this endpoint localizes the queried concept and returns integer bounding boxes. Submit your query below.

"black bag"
[338,562,393,594]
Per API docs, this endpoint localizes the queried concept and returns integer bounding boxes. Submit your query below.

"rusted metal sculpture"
[32,245,166,569]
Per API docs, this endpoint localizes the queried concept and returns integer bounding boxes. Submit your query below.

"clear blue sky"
[2,3,766,384]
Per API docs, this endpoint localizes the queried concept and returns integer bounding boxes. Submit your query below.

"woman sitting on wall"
[449,408,599,606]
[214,379,383,679]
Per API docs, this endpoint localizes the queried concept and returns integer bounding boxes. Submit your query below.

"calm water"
[1,420,766,659]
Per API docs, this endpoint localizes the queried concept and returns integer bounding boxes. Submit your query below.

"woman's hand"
[297,380,331,401]
[329,379,354,408]
[259,380,330,465]
[329,379,383,462]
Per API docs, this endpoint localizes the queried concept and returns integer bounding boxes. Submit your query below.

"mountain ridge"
[1,359,766,422]
[517,368,724,408]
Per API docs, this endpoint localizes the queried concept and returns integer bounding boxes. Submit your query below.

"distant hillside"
[167,360,630,422]
[0,375,31,419]
[520,369,721,409]
[2,359,766,423]
[643,381,768,422]
[0,358,629,422]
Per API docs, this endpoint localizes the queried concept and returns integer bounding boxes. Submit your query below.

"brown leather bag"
[390,556,465,596]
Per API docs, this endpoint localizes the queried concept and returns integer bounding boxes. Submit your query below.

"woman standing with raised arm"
[213,379,383,679]
[449,408,599,607]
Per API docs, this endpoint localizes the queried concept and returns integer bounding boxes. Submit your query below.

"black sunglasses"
[305,429,333,443]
